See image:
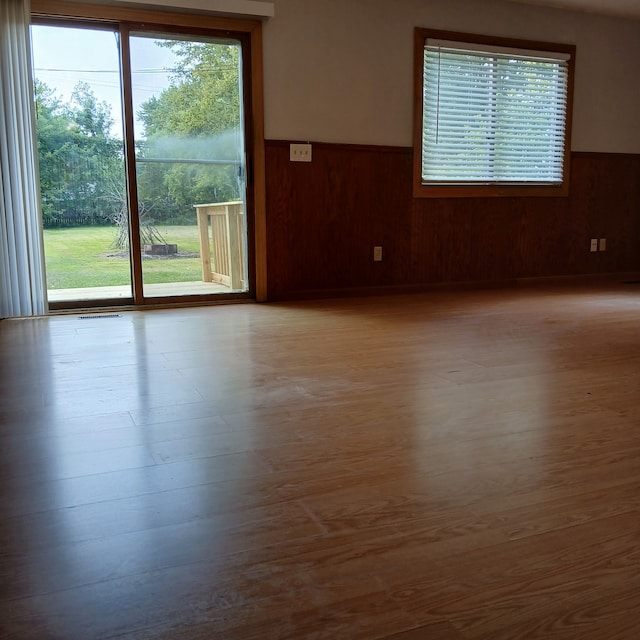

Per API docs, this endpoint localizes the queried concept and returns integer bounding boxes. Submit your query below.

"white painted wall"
[262,0,640,152]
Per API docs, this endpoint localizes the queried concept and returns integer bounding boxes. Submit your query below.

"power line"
[35,68,171,74]
[34,66,238,74]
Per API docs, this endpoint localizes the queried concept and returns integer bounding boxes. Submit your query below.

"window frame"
[413,28,576,198]
[30,0,268,303]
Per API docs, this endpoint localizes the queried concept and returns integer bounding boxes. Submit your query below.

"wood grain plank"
[3,287,640,638]
[265,143,640,299]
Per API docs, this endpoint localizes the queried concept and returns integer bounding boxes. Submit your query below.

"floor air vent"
[79,314,123,320]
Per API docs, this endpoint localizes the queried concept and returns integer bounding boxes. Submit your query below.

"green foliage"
[136,40,243,224]
[35,80,125,228]
[34,38,244,229]
[141,41,240,135]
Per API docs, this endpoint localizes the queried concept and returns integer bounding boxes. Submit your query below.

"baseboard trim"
[267,272,640,302]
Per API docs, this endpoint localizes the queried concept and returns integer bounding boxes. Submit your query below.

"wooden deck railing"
[194,201,245,290]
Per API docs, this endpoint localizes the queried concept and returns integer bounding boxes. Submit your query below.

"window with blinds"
[413,30,575,197]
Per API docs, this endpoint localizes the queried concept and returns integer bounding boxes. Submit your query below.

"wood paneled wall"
[265,141,640,300]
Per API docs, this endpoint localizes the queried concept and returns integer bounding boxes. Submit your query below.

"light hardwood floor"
[1,285,640,639]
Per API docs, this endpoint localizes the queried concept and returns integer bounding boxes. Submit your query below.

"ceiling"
[505,0,640,19]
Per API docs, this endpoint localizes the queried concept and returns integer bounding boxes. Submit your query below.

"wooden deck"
[47,280,234,302]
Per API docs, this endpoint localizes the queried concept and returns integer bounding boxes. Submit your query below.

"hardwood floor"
[1,285,640,639]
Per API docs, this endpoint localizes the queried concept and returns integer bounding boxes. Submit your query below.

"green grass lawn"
[44,225,203,289]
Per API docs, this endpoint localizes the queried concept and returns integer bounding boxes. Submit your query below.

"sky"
[31,24,178,138]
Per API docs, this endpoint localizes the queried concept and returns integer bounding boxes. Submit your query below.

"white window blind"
[421,39,570,185]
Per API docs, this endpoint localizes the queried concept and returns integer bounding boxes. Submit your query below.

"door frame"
[31,0,267,307]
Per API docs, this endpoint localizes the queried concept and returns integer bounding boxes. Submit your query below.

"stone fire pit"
[144,244,178,256]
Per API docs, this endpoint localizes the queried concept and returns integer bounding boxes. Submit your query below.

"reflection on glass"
[130,34,248,297]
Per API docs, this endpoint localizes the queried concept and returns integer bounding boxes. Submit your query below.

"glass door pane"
[31,24,132,303]
[129,33,248,298]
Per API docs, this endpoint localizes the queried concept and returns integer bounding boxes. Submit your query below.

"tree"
[34,80,124,227]
[34,40,245,229]
[135,40,244,224]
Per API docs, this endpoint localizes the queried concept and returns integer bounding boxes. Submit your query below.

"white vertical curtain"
[0,0,47,318]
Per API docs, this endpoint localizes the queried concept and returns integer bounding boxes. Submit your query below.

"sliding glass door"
[31,20,250,307]
[32,24,132,303]
[129,32,248,298]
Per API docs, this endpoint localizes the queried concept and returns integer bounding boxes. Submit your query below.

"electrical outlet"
[590,238,598,252]
[599,238,606,251]
[290,143,312,162]
[373,246,383,262]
